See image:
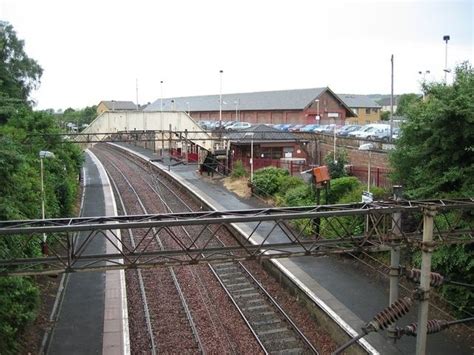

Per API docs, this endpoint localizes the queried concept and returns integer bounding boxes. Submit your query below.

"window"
[365,108,371,114]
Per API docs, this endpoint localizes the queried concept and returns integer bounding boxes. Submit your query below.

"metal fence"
[348,165,392,189]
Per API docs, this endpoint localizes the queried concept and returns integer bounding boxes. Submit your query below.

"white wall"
[82,111,213,150]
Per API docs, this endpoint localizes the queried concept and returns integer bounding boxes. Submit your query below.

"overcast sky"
[1,0,472,110]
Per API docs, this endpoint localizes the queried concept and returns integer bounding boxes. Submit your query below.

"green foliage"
[0,22,43,120]
[390,62,474,198]
[283,184,314,207]
[0,24,83,348]
[230,160,248,179]
[380,111,390,121]
[57,105,98,130]
[395,93,421,116]
[324,149,348,179]
[0,277,39,353]
[325,176,361,204]
[252,167,289,196]
[277,175,306,196]
[391,62,473,317]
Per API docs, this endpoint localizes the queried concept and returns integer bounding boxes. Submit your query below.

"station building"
[145,87,381,125]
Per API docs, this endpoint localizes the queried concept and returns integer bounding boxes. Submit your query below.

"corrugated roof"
[337,94,382,108]
[145,88,328,112]
[101,101,138,110]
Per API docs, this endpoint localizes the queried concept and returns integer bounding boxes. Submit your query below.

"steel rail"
[137,150,237,354]
[104,154,204,354]
[138,148,318,354]
[108,173,158,355]
[238,262,319,353]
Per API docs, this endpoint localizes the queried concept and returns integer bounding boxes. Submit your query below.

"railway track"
[94,143,320,354]
[103,154,204,354]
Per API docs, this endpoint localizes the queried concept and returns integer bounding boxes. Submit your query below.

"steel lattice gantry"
[0,199,472,276]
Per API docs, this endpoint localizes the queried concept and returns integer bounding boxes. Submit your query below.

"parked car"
[226,121,252,130]
[300,124,320,132]
[392,127,401,140]
[360,124,391,140]
[313,125,328,133]
[337,125,361,136]
[288,124,306,132]
[348,124,387,138]
[274,123,293,131]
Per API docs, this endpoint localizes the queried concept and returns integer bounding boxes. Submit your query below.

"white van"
[351,124,391,139]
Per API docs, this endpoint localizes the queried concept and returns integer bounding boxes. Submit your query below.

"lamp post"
[160,80,164,112]
[315,99,320,122]
[39,150,55,252]
[244,132,255,182]
[443,35,450,83]
[219,69,223,128]
[234,99,240,122]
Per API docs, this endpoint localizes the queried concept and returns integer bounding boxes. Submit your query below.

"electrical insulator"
[366,297,413,332]
[403,319,449,336]
[405,268,444,287]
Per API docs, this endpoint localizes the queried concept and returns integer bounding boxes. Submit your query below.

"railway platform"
[113,143,472,355]
[45,150,129,355]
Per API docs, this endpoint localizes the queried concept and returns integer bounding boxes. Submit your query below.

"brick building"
[144,87,356,125]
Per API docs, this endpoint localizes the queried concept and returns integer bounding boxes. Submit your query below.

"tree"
[380,111,390,121]
[390,62,474,198]
[390,62,473,316]
[0,22,43,105]
[395,93,421,116]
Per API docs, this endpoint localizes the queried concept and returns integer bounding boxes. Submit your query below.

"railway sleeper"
[226,282,251,289]
[233,292,261,299]
[229,286,256,294]
[243,305,272,312]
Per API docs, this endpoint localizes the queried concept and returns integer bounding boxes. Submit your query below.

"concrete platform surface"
[46,150,129,355]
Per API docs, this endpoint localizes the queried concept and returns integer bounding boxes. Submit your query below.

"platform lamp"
[219,69,223,128]
[359,143,374,236]
[244,132,254,182]
[39,150,55,254]
[443,35,450,83]
[315,99,320,122]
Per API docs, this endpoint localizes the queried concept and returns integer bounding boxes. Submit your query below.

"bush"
[277,175,306,196]
[283,184,315,207]
[230,160,248,179]
[324,149,348,179]
[252,167,289,196]
[325,176,361,204]
[0,277,39,353]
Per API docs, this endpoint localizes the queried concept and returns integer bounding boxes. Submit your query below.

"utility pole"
[388,185,402,342]
[415,205,437,355]
[219,69,223,128]
[390,54,394,141]
[443,35,450,83]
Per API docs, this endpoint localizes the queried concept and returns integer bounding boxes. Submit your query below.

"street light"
[443,35,450,83]
[244,132,254,182]
[315,99,320,122]
[160,80,164,112]
[39,150,55,253]
[234,99,240,122]
[219,70,223,128]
